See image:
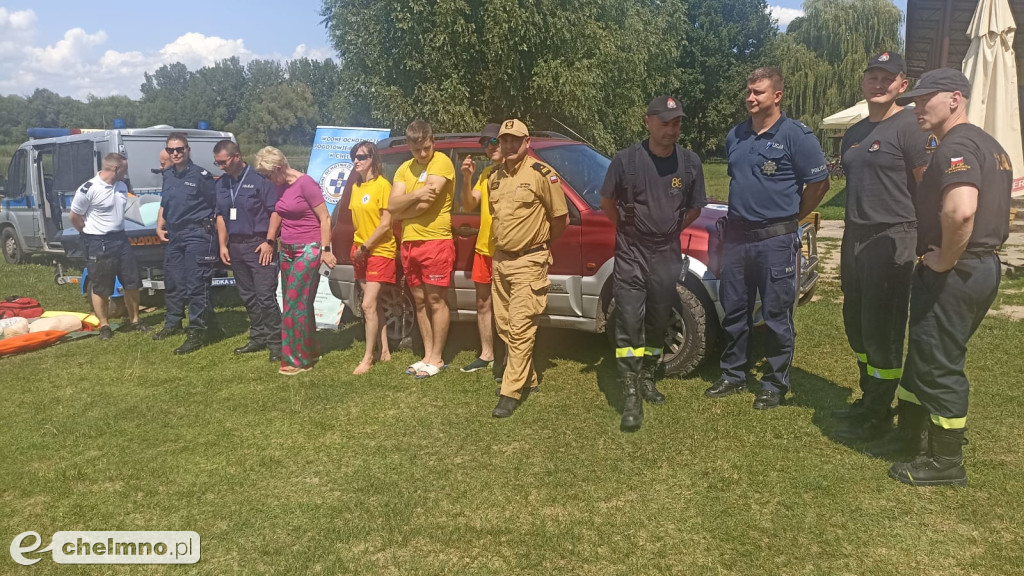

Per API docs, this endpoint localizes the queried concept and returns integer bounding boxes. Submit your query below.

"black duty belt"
[847,221,917,238]
[500,243,549,258]
[167,219,214,232]
[727,217,798,241]
[229,233,269,243]
[959,248,999,259]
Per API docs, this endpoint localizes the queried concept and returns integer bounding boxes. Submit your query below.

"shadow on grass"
[786,366,882,454]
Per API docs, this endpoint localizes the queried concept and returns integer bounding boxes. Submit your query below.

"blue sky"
[0,0,908,101]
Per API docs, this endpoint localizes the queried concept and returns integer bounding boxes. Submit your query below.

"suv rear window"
[533,144,610,210]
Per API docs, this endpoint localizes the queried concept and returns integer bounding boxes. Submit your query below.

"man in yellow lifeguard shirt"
[389,120,457,378]
[459,123,503,376]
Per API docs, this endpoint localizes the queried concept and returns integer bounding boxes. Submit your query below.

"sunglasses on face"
[352,153,371,161]
[480,137,499,147]
[165,146,187,155]
[213,155,237,167]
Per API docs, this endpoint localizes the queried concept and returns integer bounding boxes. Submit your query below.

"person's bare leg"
[124,288,142,324]
[378,298,391,362]
[91,293,109,327]
[409,284,433,364]
[474,282,494,362]
[422,284,449,368]
[354,280,379,374]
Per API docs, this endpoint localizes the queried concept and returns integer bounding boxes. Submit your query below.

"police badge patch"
[761,161,777,176]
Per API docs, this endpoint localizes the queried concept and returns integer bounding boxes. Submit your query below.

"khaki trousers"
[492,250,550,399]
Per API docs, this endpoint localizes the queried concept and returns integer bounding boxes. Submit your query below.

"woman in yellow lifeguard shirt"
[347,141,397,375]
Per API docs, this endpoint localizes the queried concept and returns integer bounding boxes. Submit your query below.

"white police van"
[0,126,233,265]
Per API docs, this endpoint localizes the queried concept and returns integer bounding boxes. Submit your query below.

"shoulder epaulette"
[77,181,92,193]
[531,162,551,176]
[199,169,211,178]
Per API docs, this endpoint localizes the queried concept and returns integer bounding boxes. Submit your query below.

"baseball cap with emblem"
[895,68,972,105]
[646,95,685,121]
[865,51,905,76]
[499,119,529,137]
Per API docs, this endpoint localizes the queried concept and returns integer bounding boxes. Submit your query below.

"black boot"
[834,362,871,419]
[638,359,666,405]
[864,401,929,459]
[620,373,644,429]
[888,424,968,487]
[174,330,206,355]
[835,377,897,442]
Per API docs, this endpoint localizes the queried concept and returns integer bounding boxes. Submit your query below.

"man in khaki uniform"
[489,119,569,418]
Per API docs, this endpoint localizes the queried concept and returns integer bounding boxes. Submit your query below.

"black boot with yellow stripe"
[888,423,968,487]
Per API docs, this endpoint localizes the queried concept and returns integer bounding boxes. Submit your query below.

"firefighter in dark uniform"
[489,119,569,418]
[600,95,707,429]
[834,52,931,444]
[704,67,830,409]
[886,69,1012,487]
[213,140,283,362]
[153,132,221,355]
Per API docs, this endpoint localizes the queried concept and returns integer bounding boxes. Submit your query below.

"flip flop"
[414,363,443,379]
[405,361,426,376]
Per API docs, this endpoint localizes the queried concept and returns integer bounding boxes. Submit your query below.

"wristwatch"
[358,245,369,253]
[264,238,276,249]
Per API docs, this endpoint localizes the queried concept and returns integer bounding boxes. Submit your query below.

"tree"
[139,63,195,127]
[675,0,778,153]
[238,83,319,145]
[771,0,903,130]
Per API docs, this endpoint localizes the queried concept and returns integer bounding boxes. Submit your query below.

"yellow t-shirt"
[474,164,497,257]
[393,152,456,241]
[349,175,397,259]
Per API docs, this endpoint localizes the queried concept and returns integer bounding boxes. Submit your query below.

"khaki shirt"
[488,158,569,253]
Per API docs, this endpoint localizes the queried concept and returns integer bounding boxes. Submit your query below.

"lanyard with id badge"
[228,166,250,221]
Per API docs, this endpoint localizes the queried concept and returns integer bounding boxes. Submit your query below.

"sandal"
[279,365,312,376]
[405,361,426,376]
[414,363,448,379]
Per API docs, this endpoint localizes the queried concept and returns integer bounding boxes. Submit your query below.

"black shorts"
[84,232,141,297]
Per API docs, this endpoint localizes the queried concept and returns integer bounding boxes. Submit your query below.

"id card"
[229,208,237,220]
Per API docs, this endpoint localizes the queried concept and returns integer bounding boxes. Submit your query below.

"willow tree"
[771,0,903,130]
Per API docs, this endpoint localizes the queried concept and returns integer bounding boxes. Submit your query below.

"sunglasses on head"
[480,137,499,147]
[352,153,371,161]
[165,146,187,155]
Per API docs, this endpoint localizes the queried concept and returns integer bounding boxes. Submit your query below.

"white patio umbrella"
[962,0,1023,192]
[820,100,869,129]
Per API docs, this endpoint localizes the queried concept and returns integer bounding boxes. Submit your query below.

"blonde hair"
[254,146,289,177]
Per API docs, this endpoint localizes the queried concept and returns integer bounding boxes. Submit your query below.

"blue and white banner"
[306,126,391,214]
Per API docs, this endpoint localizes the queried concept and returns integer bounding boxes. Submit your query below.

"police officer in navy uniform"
[153,132,221,355]
[887,69,1012,487]
[704,67,830,409]
[833,52,931,445]
[213,140,283,362]
[600,95,707,429]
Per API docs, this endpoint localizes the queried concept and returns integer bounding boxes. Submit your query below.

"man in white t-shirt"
[69,153,148,340]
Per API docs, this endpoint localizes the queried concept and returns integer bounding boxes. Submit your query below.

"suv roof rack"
[377,131,572,149]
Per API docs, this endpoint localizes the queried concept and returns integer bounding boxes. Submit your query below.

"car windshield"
[533,144,610,210]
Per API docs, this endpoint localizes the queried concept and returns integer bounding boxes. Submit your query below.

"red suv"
[329,132,819,376]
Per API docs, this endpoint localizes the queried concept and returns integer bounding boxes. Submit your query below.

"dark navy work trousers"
[229,237,282,351]
[718,230,799,393]
[164,226,217,331]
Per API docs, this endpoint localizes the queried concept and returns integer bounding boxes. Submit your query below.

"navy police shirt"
[725,112,828,221]
[215,164,278,237]
[160,161,216,227]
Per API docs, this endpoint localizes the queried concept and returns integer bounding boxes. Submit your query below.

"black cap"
[479,123,500,142]
[646,95,685,121]
[895,68,972,105]
[865,51,905,75]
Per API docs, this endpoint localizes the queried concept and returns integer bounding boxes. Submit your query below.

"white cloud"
[0,10,333,100]
[769,6,805,28]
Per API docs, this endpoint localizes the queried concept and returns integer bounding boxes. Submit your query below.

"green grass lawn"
[3,248,1023,574]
